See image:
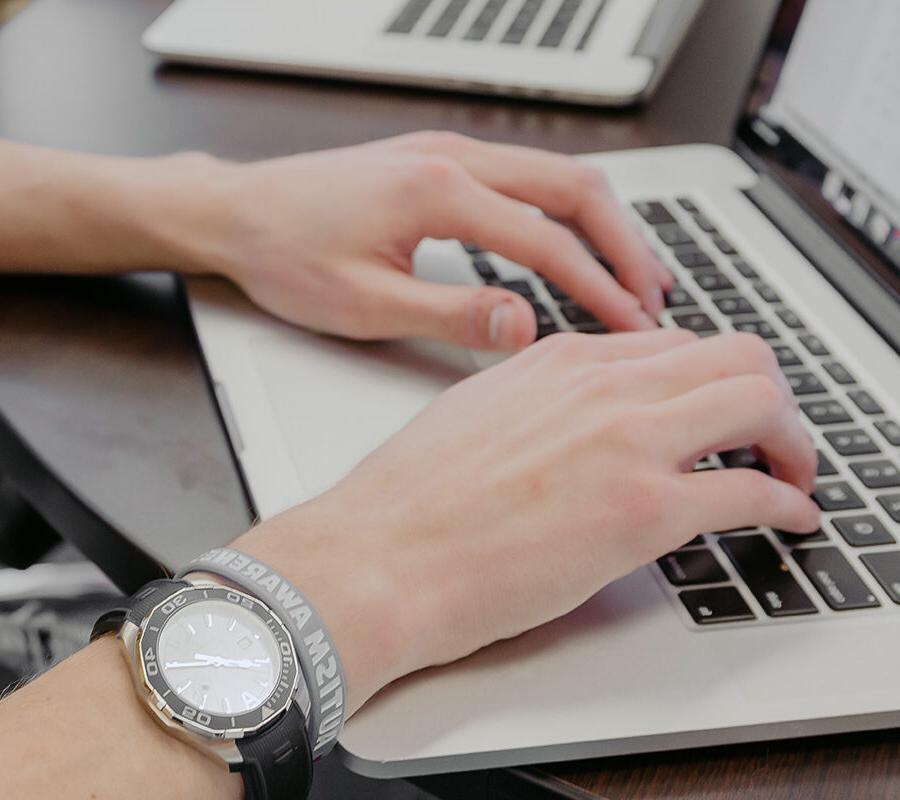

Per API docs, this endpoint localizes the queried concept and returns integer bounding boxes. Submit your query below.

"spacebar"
[719,535,818,617]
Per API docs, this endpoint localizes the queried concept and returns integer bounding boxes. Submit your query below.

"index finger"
[399,132,672,314]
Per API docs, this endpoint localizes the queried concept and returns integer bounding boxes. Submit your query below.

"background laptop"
[141,0,703,106]
[186,0,900,778]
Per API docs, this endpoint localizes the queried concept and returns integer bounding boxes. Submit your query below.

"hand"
[180,132,670,349]
[237,329,819,713]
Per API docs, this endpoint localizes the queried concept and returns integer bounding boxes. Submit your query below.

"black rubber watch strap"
[235,701,313,800]
[90,579,189,640]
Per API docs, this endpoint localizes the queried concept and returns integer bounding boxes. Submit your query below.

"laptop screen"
[737,0,900,304]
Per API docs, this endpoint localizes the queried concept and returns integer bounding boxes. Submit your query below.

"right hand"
[239,329,819,713]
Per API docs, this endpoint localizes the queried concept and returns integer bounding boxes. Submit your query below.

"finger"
[649,374,817,494]
[399,133,672,313]
[411,161,658,333]
[677,469,820,534]
[628,332,794,403]
[347,267,537,350]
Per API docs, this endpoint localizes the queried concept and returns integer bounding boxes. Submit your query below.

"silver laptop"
[186,0,900,779]
[141,0,703,106]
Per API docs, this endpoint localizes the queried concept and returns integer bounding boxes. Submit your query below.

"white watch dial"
[156,599,282,714]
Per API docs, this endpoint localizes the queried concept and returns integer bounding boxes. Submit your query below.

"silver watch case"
[117,582,310,767]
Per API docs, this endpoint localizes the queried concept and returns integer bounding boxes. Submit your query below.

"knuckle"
[403,129,470,153]
[749,373,787,413]
[414,155,465,188]
[731,332,777,369]
[539,330,589,360]
[575,164,609,196]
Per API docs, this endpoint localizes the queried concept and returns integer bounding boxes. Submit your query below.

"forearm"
[0,635,242,800]
[0,140,231,276]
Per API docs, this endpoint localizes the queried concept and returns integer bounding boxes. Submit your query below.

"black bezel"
[138,585,300,738]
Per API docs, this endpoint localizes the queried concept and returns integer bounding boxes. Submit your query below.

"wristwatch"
[92,577,314,800]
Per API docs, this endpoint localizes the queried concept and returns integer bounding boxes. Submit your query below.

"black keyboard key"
[719,534,817,617]
[676,197,698,213]
[823,361,855,385]
[753,282,781,303]
[817,450,838,476]
[876,420,900,446]
[559,302,596,326]
[850,459,900,489]
[720,447,767,472]
[572,320,608,334]
[693,214,717,234]
[776,308,804,329]
[775,346,805,370]
[775,527,828,546]
[813,481,866,511]
[386,0,433,33]
[693,269,734,292]
[664,287,697,308]
[543,280,569,302]
[848,389,884,415]
[787,372,826,395]
[824,429,880,456]
[675,249,715,269]
[632,200,675,226]
[832,515,895,547]
[501,279,536,298]
[860,552,900,604]
[712,235,737,255]
[658,549,729,586]
[679,586,755,624]
[462,241,482,254]
[537,0,581,47]
[428,0,469,36]
[801,399,852,425]
[472,256,498,282]
[714,296,756,316]
[672,312,718,333]
[656,225,696,248]
[574,0,606,50]
[463,0,507,40]
[501,0,544,43]
[733,319,777,339]
[679,535,706,548]
[531,302,558,338]
[793,547,880,610]
[799,334,830,357]
[732,260,758,279]
[876,493,900,523]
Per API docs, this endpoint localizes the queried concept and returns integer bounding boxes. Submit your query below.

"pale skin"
[0,133,820,799]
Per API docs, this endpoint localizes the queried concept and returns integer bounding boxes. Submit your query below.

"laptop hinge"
[744,176,900,355]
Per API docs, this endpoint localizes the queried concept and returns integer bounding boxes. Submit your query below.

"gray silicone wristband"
[176,547,346,759]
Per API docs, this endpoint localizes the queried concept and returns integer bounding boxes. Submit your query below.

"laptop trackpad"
[249,330,472,501]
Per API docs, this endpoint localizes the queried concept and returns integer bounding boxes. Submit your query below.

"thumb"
[368,270,538,350]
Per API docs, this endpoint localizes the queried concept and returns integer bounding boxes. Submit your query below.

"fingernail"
[488,302,520,349]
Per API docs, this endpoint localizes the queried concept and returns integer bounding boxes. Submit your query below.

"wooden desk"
[2,1,898,797]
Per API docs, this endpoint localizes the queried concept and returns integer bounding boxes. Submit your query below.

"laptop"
[185,0,900,779]
[141,0,703,106]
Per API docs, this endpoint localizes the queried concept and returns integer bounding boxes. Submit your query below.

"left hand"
[177,131,671,349]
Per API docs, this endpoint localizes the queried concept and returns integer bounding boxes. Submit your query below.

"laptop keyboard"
[462,196,900,628]
[386,0,607,50]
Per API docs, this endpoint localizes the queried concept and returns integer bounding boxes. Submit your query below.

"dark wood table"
[2,1,898,797]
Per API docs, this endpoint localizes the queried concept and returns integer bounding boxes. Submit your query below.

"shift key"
[793,547,879,610]
[719,535,817,617]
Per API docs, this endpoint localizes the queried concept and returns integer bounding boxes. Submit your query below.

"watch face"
[139,586,300,737]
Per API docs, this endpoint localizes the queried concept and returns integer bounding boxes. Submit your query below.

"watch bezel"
[137,584,301,739]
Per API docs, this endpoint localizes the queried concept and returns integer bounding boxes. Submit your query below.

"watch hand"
[191,653,271,669]
[163,660,213,669]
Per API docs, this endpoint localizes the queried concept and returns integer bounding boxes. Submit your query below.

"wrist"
[231,492,423,716]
